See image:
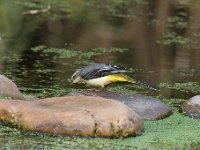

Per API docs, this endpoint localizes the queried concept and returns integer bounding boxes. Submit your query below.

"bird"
[71,63,160,91]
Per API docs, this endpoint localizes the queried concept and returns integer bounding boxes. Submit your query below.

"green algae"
[1,112,200,150]
[31,45,128,59]
[0,96,13,100]
[160,82,200,94]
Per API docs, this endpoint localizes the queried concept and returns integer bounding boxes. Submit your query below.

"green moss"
[0,96,13,100]
[31,45,128,59]
[1,112,200,150]
[160,82,200,93]
[161,31,190,45]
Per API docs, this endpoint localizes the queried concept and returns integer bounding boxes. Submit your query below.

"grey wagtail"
[71,63,160,90]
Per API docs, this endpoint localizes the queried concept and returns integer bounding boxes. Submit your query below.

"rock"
[0,75,24,100]
[67,90,172,120]
[0,96,143,137]
[22,94,39,100]
[181,95,200,119]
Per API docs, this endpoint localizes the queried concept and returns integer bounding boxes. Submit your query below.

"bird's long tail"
[118,74,160,91]
[132,80,160,91]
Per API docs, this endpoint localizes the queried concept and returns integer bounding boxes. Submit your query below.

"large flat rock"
[0,96,143,137]
[68,90,172,120]
[0,75,24,100]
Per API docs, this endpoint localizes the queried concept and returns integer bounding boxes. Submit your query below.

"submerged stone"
[181,95,200,119]
[68,90,172,120]
[0,75,24,100]
[0,96,143,137]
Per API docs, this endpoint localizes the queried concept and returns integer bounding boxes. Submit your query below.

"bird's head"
[71,69,81,84]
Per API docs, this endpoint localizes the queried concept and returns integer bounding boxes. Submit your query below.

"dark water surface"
[0,1,200,149]
[0,0,199,99]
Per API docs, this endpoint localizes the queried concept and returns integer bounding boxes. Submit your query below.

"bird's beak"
[68,78,74,85]
[70,76,80,85]
[71,81,75,85]
[70,79,78,85]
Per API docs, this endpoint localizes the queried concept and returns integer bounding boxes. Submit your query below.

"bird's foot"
[86,87,106,92]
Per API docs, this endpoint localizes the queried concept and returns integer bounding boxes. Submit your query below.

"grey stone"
[0,75,24,100]
[67,90,172,120]
[181,95,200,119]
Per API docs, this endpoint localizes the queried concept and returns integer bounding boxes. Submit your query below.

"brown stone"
[181,95,200,119]
[0,75,24,100]
[0,96,143,137]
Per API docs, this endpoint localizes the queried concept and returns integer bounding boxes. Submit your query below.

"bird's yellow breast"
[85,74,132,87]
[106,74,132,82]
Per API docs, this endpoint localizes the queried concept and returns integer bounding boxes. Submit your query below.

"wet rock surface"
[0,75,24,100]
[181,95,200,119]
[68,90,172,120]
[0,96,143,137]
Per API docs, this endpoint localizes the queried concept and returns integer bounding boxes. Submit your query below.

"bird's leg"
[94,87,106,91]
[86,86,106,92]
[86,88,98,91]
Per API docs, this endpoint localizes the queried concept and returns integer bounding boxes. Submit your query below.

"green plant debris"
[31,45,128,59]
[156,96,185,111]
[0,96,13,100]
[160,82,200,93]
[157,31,190,46]
[155,14,200,49]
[31,46,80,58]
[166,16,188,29]
[0,53,22,63]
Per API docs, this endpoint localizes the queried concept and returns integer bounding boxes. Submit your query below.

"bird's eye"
[71,69,80,81]
[71,72,78,80]
[71,75,75,80]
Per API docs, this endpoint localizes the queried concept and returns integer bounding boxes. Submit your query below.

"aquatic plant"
[160,82,200,93]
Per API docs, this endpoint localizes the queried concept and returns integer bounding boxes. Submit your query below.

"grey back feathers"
[79,63,126,80]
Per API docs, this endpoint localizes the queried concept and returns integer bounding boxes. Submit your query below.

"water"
[0,1,200,149]
[0,1,199,98]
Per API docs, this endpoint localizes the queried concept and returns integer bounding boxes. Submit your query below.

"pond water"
[0,0,200,149]
[0,0,199,99]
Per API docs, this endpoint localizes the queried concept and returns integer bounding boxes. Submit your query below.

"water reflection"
[0,0,199,99]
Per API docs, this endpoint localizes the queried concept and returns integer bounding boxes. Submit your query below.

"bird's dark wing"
[80,64,126,80]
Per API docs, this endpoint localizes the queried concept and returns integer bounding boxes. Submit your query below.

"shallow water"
[0,1,199,98]
[0,1,200,149]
